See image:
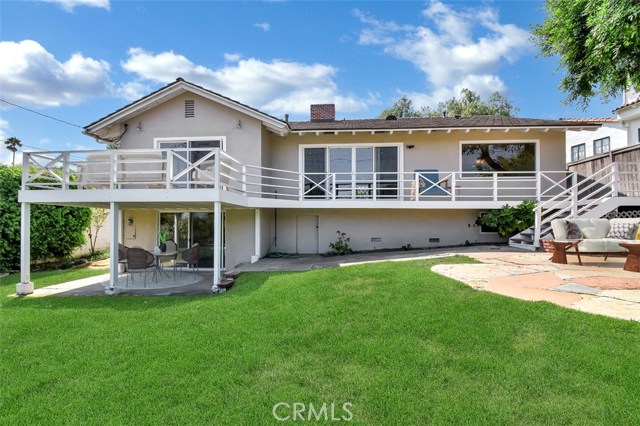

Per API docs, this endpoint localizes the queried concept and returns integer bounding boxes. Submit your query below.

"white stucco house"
[19,78,637,295]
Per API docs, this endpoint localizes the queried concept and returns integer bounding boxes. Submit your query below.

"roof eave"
[291,125,599,135]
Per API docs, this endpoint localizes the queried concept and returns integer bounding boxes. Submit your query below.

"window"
[461,142,536,173]
[593,137,610,155]
[571,144,586,162]
[302,145,399,199]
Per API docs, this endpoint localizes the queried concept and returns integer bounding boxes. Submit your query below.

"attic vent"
[185,100,195,118]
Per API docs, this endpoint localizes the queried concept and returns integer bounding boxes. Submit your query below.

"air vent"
[185,100,195,118]
[371,237,382,243]
[428,238,440,243]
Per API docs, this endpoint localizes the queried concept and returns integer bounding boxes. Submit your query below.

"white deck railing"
[22,148,574,203]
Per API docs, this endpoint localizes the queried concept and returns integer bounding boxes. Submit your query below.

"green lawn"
[1,256,639,425]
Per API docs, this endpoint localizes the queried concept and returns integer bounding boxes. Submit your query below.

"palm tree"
[3,137,22,166]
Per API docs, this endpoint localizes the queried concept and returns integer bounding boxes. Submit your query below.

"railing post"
[415,172,420,202]
[493,173,498,201]
[571,172,578,217]
[299,173,304,201]
[165,150,172,189]
[533,207,541,248]
[242,165,247,194]
[611,162,619,196]
[61,152,70,190]
[373,174,377,201]
[332,174,336,200]
[21,153,30,190]
[110,150,117,190]
[214,149,221,189]
[451,173,456,201]
[535,171,541,201]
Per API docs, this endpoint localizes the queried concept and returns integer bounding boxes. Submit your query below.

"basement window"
[185,100,195,118]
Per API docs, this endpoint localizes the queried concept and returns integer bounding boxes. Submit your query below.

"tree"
[532,0,640,108]
[87,208,109,256]
[0,165,92,271]
[421,89,519,117]
[378,95,421,118]
[3,137,22,166]
[380,89,518,119]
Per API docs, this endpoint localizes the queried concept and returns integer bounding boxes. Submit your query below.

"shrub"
[0,165,92,271]
[475,200,536,238]
[329,230,352,255]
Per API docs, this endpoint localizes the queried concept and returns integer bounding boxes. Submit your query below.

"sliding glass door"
[159,212,220,268]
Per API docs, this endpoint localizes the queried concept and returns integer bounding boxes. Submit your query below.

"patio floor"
[22,245,640,321]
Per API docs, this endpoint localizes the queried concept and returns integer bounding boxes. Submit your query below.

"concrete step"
[218,278,235,290]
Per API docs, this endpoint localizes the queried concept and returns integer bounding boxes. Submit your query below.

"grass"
[1,256,639,425]
[0,267,109,289]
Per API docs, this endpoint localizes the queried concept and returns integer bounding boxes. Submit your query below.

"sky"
[0,0,624,164]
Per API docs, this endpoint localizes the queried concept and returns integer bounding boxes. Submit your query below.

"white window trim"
[571,143,586,162]
[298,142,404,175]
[154,136,226,151]
[458,139,540,173]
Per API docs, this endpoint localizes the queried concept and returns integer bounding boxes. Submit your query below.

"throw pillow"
[636,225,640,240]
[565,221,583,239]
[606,222,637,239]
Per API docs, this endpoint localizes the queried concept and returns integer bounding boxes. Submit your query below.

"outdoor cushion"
[636,226,640,240]
[606,222,637,239]
[565,221,583,239]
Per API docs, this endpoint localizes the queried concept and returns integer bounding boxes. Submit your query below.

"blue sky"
[0,0,623,164]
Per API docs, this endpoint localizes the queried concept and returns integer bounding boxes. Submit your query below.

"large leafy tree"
[0,165,92,271]
[532,0,640,108]
[379,89,518,118]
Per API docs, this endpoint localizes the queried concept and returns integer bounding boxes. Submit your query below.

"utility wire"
[0,98,84,129]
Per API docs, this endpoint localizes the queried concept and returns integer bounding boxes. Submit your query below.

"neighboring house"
[614,88,640,147]
[564,118,627,163]
[16,78,614,295]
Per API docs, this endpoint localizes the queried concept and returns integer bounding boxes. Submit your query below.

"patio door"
[159,212,223,269]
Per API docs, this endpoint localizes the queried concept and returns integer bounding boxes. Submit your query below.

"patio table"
[550,239,583,265]
[151,249,178,279]
[619,242,640,272]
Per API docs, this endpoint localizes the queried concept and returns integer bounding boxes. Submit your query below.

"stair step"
[508,241,538,251]
[224,270,242,280]
[218,278,234,289]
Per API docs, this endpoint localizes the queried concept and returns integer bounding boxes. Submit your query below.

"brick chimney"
[310,104,335,122]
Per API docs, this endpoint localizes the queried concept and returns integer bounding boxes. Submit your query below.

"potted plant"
[157,225,170,252]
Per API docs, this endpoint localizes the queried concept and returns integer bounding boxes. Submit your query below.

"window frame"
[458,139,540,174]
[570,143,586,162]
[593,137,610,155]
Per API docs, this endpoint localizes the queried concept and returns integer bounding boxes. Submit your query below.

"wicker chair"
[125,248,156,287]
[118,243,129,273]
[175,243,200,279]
[162,240,178,277]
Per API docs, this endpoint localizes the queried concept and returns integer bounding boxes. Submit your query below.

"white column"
[213,201,222,290]
[16,202,33,295]
[106,202,120,295]
[251,209,261,263]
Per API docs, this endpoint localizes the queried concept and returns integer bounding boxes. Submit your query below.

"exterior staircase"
[509,162,640,251]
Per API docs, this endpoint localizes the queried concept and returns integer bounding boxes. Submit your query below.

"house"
[16,78,610,295]
[564,118,627,163]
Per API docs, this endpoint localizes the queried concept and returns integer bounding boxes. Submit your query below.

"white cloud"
[223,53,242,62]
[121,47,377,115]
[116,80,152,101]
[0,40,112,107]
[41,0,110,12]
[357,1,530,107]
[255,22,271,32]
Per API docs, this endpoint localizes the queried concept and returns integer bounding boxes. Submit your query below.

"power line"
[0,98,84,129]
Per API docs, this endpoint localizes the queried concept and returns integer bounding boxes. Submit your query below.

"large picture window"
[302,145,399,199]
[461,142,536,173]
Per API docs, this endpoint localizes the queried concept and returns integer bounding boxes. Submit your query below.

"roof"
[613,97,640,113]
[84,78,289,138]
[289,115,598,132]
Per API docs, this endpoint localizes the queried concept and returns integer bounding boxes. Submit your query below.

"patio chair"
[118,243,129,273]
[175,243,200,279]
[125,248,156,287]
[162,240,178,278]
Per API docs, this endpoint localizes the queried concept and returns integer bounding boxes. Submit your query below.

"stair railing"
[533,163,618,247]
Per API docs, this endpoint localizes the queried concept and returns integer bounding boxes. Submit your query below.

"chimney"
[310,104,335,122]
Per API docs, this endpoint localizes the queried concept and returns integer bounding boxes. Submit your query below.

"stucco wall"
[115,92,263,166]
[271,208,503,254]
[565,123,627,162]
[122,209,158,249]
[269,129,567,174]
[225,209,256,269]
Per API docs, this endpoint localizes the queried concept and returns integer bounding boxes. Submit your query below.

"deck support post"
[16,202,34,295]
[213,201,222,291]
[106,202,120,295]
[251,209,261,263]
